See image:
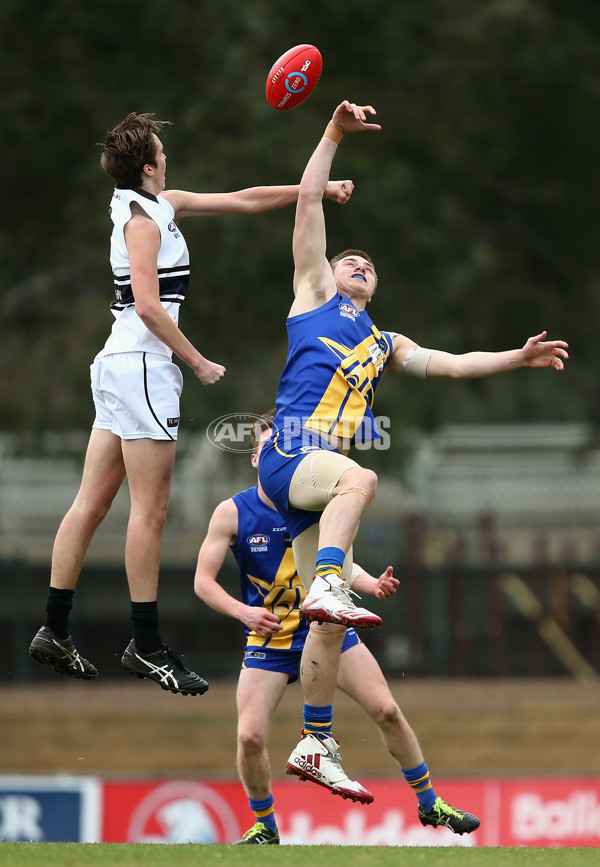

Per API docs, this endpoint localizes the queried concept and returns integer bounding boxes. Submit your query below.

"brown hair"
[329,248,376,273]
[100,112,172,187]
[250,409,276,453]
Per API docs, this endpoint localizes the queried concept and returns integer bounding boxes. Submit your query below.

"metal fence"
[2,423,599,681]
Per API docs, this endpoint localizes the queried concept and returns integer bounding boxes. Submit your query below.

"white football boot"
[286,732,374,804]
[300,574,382,629]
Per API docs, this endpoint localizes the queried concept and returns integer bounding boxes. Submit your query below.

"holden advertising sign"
[3,774,599,846]
[101,776,600,847]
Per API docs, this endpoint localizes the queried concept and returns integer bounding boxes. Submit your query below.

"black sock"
[44,587,75,640]
[131,601,162,655]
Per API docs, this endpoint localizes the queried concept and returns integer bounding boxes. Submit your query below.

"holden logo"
[127,781,240,843]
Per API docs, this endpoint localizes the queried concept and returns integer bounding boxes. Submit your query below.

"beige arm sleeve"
[403,345,433,378]
[349,562,365,588]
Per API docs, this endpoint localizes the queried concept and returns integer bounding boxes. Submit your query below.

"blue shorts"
[257,429,338,540]
[242,628,361,684]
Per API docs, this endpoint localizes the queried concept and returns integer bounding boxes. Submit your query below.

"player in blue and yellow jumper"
[195,418,480,842]
[256,98,568,826]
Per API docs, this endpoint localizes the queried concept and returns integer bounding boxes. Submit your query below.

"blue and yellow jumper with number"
[258,293,394,537]
[230,486,308,650]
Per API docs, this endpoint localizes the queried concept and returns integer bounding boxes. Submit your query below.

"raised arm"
[194,499,282,637]
[289,101,381,317]
[387,331,568,379]
[162,181,353,221]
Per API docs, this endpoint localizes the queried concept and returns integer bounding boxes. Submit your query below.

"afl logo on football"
[339,302,359,321]
[247,534,270,546]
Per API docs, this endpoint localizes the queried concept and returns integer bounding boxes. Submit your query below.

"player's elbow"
[193,573,208,600]
[135,300,161,325]
[235,196,261,215]
[299,186,324,205]
[231,189,272,215]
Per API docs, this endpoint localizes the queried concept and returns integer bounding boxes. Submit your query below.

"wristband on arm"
[323,122,345,145]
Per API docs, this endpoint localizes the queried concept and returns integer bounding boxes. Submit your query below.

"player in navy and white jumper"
[29,111,354,694]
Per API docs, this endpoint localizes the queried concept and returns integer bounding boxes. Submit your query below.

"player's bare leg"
[299,467,382,629]
[319,466,377,553]
[50,429,126,591]
[236,667,288,800]
[286,622,374,804]
[29,429,125,679]
[337,643,424,768]
[119,438,208,695]
[234,668,286,844]
[121,437,175,603]
[337,643,480,834]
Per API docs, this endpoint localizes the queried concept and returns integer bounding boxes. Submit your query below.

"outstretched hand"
[374,566,399,600]
[330,101,381,134]
[521,331,569,371]
[325,179,355,205]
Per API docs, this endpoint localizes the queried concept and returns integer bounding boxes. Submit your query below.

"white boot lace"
[329,583,362,608]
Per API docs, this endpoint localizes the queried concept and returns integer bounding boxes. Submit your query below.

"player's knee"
[362,468,378,498]
[371,698,402,731]
[238,727,266,757]
[154,508,168,532]
[337,467,378,499]
[74,498,112,528]
[134,505,168,535]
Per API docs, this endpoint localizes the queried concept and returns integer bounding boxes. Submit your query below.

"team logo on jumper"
[339,302,359,320]
[247,533,269,552]
[167,220,182,239]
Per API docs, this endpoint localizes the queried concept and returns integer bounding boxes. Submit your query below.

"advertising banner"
[101,776,600,847]
[4,774,598,845]
[0,775,100,842]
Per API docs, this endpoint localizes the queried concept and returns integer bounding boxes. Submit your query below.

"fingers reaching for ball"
[331,100,382,134]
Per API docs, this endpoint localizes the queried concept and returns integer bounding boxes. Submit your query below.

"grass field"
[2,844,598,866]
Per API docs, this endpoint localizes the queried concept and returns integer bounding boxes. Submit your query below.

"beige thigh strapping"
[288,449,359,512]
[292,523,353,590]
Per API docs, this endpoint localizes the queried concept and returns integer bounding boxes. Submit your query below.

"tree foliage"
[1,0,598,450]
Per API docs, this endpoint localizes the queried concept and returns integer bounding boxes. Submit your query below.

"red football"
[266,44,323,111]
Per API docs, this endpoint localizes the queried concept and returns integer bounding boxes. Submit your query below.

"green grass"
[1,844,598,866]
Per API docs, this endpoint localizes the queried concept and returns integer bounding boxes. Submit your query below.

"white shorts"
[90,352,183,441]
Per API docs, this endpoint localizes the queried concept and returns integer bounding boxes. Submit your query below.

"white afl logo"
[247,534,270,545]
[339,302,359,319]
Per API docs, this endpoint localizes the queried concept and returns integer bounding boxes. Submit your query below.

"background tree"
[1,0,598,464]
